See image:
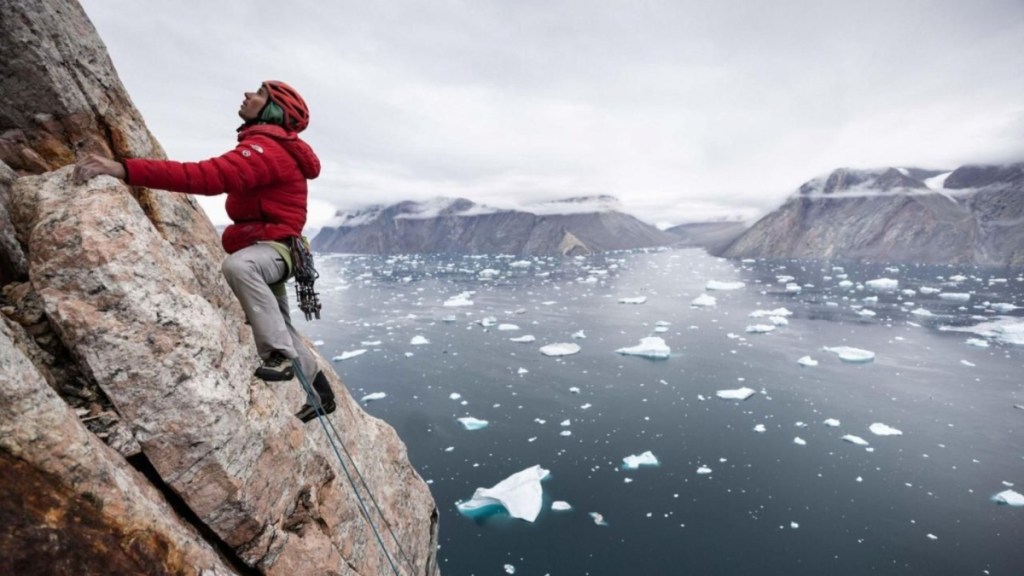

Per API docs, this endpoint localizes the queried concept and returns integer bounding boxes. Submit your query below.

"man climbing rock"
[74,80,335,422]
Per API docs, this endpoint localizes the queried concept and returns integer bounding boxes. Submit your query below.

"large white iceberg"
[823,346,875,363]
[993,489,1024,507]
[621,451,660,469]
[616,337,670,359]
[456,465,551,522]
[540,343,581,357]
[716,387,756,401]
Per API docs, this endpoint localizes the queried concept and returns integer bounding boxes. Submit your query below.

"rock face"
[665,221,748,254]
[0,2,439,575]
[718,164,1024,266]
[312,196,678,256]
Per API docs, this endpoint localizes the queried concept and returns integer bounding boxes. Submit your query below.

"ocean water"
[299,248,1024,576]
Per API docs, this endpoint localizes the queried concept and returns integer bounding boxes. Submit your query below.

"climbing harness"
[294,364,418,576]
[290,236,321,321]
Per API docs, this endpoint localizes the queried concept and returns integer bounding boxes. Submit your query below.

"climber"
[72,80,335,423]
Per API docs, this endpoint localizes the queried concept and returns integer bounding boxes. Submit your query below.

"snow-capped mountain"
[311,196,677,255]
[718,163,1024,265]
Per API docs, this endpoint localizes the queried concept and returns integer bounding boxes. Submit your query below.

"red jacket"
[124,124,321,254]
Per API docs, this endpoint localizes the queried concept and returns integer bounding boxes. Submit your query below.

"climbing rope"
[290,237,321,321]
[293,364,418,576]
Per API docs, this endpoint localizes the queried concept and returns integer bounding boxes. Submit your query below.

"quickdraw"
[290,236,322,320]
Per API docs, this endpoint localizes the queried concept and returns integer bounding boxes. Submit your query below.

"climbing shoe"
[296,399,337,423]
[311,370,336,404]
[254,352,294,381]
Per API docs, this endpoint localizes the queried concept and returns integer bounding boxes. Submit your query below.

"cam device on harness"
[290,236,322,321]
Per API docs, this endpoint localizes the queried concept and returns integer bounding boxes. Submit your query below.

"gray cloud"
[81,0,1024,227]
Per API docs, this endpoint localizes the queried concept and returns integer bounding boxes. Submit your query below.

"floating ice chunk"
[410,335,430,346]
[444,293,474,307]
[858,309,876,317]
[478,268,500,278]
[569,387,580,394]
[753,424,767,433]
[993,489,1024,506]
[750,308,793,318]
[332,349,368,361]
[911,308,935,317]
[950,274,968,282]
[616,337,670,359]
[361,340,382,346]
[941,318,1024,346]
[510,260,531,268]
[790,522,800,529]
[449,393,462,400]
[824,418,840,427]
[989,303,1020,313]
[716,387,756,401]
[869,423,903,436]
[540,343,581,356]
[960,359,975,367]
[838,280,854,289]
[746,324,776,334]
[706,280,745,291]
[510,335,536,343]
[551,501,573,511]
[442,315,457,323]
[843,435,870,446]
[920,287,940,295]
[361,392,387,403]
[691,294,717,307]
[793,437,807,446]
[572,330,587,339]
[965,338,989,348]
[589,512,609,526]
[559,430,572,436]
[939,292,971,302]
[696,465,712,474]
[560,419,571,426]
[622,451,660,469]
[498,324,520,331]
[769,316,789,326]
[926,534,938,541]
[517,368,529,375]
[619,296,647,304]
[823,346,875,363]
[798,356,818,367]
[457,417,489,430]
[478,316,498,327]
[866,278,898,292]
[785,283,802,293]
[504,564,515,574]
[313,340,325,346]
[456,465,550,522]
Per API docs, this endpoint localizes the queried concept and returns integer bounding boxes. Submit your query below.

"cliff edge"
[0,2,439,575]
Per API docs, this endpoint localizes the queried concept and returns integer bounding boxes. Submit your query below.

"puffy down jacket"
[124,124,321,254]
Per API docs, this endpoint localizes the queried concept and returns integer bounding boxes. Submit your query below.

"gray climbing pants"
[221,243,318,403]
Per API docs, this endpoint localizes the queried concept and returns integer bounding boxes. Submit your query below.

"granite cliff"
[718,164,1024,266]
[0,2,439,575]
[312,196,678,256]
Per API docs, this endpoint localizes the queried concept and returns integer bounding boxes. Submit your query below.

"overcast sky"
[80,0,1024,229]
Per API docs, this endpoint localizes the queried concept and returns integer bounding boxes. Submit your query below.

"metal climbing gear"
[290,236,321,321]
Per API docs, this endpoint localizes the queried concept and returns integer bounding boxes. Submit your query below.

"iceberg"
[361,392,386,403]
[746,324,776,334]
[753,424,767,433]
[621,450,660,469]
[824,418,840,427]
[691,294,717,307]
[572,330,587,339]
[457,417,489,430]
[750,308,793,318]
[793,437,807,446]
[616,337,670,359]
[456,465,550,522]
[938,292,971,302]
[992,489,1024,507]
[540,343,581,357]
[865,278,898,292]
[798,356,818,367]
[498,323,520,331]
[842,435,870,446]
[823,346,875,363]
[869,423,903,436]
[589,512,609,526]
[444,292,474,307]
[619,296,647,304]
[706,280,745,291]
[332,349,367,361]
[410,335,430,346]
[510,335,536,343]
[940,318,1024,346]
[696,465,712,474]
[551,501,573,511]
[716,387,756,401]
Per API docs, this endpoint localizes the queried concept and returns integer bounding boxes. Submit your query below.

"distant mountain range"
[311,196,677,256]
[718,162,1024,266]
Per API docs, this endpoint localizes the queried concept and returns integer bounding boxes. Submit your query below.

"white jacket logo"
[249,144,264,154]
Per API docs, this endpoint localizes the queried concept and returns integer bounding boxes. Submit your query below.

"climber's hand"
[73,153,126,184]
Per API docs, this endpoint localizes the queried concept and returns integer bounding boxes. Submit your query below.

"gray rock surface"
[1,1,440,574]
[719,164,1024,266]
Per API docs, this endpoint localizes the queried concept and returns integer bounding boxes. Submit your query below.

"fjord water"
[301,248,1023,575]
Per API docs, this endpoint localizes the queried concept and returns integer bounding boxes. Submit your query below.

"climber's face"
[239,86,268,121]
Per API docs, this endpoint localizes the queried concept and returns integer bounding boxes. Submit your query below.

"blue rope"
[293,364,410,576]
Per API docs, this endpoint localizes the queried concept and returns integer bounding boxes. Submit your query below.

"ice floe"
[572,330,587,339]
[798,356,818,367]
[616,337,670,359]
[332,349,367,361]
[361,392,386,403]
[753,424,767,433]
[443,292,474,307]
[938,292,971,302]
[793,437,807,446]
[410,335,430,346]
[622,451,660,469]
[696,465,712,474]
[746,324,776,334]
[456,465,551,522]
[869,423,903,436]
[691,294,717,307]
[750,308,793,318]
[457,417,489,430]
[551,501,573,511]
[589,512,609,526]
[540,343,581,356]
[940,317,1024,345]
[842,435,870,446]
[510,335,536,343]
[824,418,840,427]
[823,346,875,363]
[866,278,898,291]
[716,387,756,401]
[619,296,648,304]
[706,280,745,291]
[992,489,1024,507]
[498,323,520,331]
